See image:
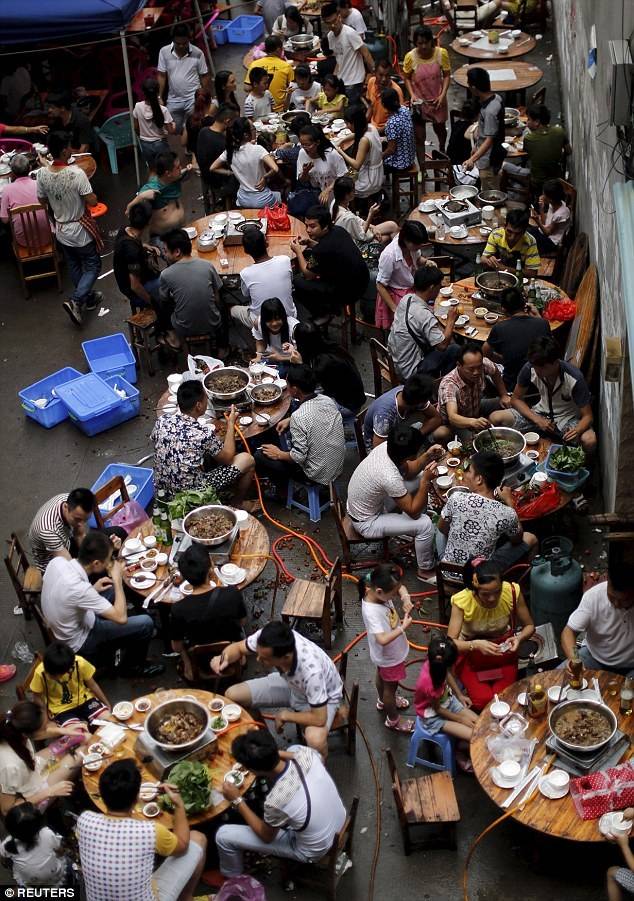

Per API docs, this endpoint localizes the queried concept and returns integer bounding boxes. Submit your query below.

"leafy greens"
[549,445,585,473]
[160,761,211,814]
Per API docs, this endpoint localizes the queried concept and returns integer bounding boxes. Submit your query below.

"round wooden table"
[410,193,488,248]
[82,689,257,826]
[122,515,271,596]
[156,386,292,443]
[453,61,543,96]
[187,209,306,278]
[471,670,634,842]
[450,32,537,60]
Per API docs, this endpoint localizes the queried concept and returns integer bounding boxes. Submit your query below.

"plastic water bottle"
[436,217,446,240]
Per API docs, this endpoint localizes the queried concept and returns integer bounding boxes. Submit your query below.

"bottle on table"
[474,252,482,279]
[436,216,446,241]
[620,677,634,716]
[157,489,168,512]
[160,512,172,547]
[569,647,583,691]
[527,278,537,306]
[515,256,523,284]
[528,676,547,719]
[152,506,164,544]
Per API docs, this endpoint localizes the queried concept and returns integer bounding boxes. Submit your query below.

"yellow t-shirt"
[451,582,519,640]
[483,227,541,271]
[29,656,95,714]
[246,56,294,111]
[316,91,348,112]
[154,822,178,856]
[403,46,450,77]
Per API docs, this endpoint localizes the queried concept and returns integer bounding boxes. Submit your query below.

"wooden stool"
[126,309,161,376]
[386,750,460,855]
[182,334,216,358]
[390,165,419,218]
[281,558,343,649]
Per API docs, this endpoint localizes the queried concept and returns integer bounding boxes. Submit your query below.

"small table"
[187,209,306,278]
[450,32,537,61]
[471,670,634,842]
[156,387,292,443]
[82,689,256,825]
[122,516,271,596]
[453,61,543,103]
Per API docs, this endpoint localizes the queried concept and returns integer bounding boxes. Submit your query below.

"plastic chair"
[407,716,455,774]
[286,480,331,523]
[0,138,33,153]
[94,112,135,175]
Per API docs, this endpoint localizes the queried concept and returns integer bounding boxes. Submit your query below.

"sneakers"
[62,300,83,326]
[84,291,103,311]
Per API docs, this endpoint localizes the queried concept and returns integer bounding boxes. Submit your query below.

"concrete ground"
[0,16,617,901]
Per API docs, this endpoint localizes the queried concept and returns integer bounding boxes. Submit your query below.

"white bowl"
[446,456,461,468]
[436,475,454,491]
[239,416,253,426]
[449,226,467,238]
[456,314,470,326]
[490,700,511,718]
[611,812,633,835]
[143,802,160,818]
[214,213,228,222]
[82,754,103,772]
[208,698,225,714]
[221,563,240,579]
[124,537,143,553]
[113,701,134,721]
[474,307,488,319]
[526,450,539,461]
[167,373,183,392]
[436,465,448,476]
[479,227,490,236]
[448,297,460,306]
[135,697,152,713]
[547,769,570,792]
[484,312,499,323]
[524,431,540,445]
[447,441,462,454]
[547,685,567,704]
[210,715,229,734]
[141,559,158,573]
[420,201,437,213]
[223,703,242,722]
[458,37,470,45]
[439,286,453,296]
[143,535,157,548]
[179,581,194,595]
[139,783,158,801]
[498,759,521,781]
[155,552,169,566]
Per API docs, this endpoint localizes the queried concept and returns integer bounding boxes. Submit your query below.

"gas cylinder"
[364,30,389,65]
[529,536,583,651]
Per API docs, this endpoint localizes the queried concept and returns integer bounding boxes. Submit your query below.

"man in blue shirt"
[363,373,448,451]
[382,88,416,172]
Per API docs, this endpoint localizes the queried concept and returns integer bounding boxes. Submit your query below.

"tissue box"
[96,723,127,749]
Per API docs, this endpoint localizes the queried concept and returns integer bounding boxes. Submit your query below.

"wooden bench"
[386,749,460,854]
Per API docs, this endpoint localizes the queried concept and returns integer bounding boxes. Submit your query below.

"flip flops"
[385,716,415,733]
[377,695,410,711]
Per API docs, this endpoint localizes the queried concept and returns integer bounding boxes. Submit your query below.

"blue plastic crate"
[102,375,140,422]
[82,333,137,384]
[18,366,83,428]
[88,462,154,528]
[227,14,264,43]
[212,19,231,45]
[544,444,585,486]
[55,373,138,437]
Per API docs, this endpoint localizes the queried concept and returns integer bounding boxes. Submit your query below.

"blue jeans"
[167,103,193,135]
[129,276,161,313]
[77,612,154,673]
[139,138,170,167]
[62,240,102,306]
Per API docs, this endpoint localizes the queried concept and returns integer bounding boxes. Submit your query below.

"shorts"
[55,698,108,726]
[205,464,242,493]
[418,693,464,735]
[378,661,408,683]
[614,867,634,894]
[490,540,530,571]
[154,839,203,901]
[508,408,580,439]
[244,671,341,729]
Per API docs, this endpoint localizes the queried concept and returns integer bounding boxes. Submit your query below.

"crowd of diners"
[1,5,625,899]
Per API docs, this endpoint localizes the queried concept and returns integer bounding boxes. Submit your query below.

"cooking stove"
[222,217,268,246]
[501,452,537,489]
[545,729,630,776]
[209,393,253,414]
[135,728,219,780]
[169,528,239,568]
[438,198,482,228]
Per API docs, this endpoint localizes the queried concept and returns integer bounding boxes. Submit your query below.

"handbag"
[466,583,519,671]
[263,202,291,232]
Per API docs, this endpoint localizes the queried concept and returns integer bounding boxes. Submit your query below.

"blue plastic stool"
[286,480,331,522]
[406,717,455,773]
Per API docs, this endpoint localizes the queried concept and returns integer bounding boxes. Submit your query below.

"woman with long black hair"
[291,319,366,414]
[289,123,347,215]
[210,117,280,208]
[333,104,384,209]
[211,70,240,115]
[272,4,313,37]
[132,77,176,166]
[182,88,215,171]
[0,701,87,816]
[331,176,398,243]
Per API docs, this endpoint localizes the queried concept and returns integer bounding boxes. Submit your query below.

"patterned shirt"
[482,227,541,271]
[151,412,222,495]
[437,358,498,423]
[29,493,72,572]
[245,629,343,707]
[288,394,346,485]
[384,107,416,170]
[440,492,522,565]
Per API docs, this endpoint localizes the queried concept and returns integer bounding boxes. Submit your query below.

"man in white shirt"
[211,620,344,758]
[157,23,210,133]
[233,226,296,329]
[562,567,634,676]
[338,0,366,36]
[321,2,375,103]
[41,532,162,677]
[216,729,346,876]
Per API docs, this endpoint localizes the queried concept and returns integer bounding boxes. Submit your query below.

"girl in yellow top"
[403,26,451,157]
[310,74,348,116]
[446,557,534,711]
[29,642,110,727]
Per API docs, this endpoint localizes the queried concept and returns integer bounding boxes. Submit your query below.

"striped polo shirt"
[482,227,541,271]
[28,493,70,572]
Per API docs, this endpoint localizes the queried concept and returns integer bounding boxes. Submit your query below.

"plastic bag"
[512,480,561,519]
[486,734,536,770]
[263,202,291,232]
[216,875,267,900]
[544,298,577,321]
[452,164,479,186]
[186,354,223,380]
[108,500,150,534]
[570,761,634,820]
[12,641,34,663]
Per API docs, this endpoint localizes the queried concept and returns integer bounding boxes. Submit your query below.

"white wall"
[553,0,631,511]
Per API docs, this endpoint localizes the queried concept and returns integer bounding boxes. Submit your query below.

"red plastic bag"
[512,481,561,519]
[544,298,577,321]
[263,202,291,232]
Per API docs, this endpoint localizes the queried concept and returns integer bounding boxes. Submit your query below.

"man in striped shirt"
[29,489,95,573]
[481,208,541,277]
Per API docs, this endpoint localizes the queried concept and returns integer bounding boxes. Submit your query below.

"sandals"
[385,716,415,733]
[377,695,410,711]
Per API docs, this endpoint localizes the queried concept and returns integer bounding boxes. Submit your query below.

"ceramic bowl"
[436,465,449,477]
[155,552,169,566]
[210,715,229,734]
[490,700,511,718]
[184,226,197,240]
[498,759,521,780]
[439,286,453,296]
[208,698,225,714]
[224,769,245,786]
[113,701,134,721]
[547,685,567,704]
[143,535,157,549]
[82,754,103,772]
[141,559,158,573]
[143,802,160,818]
[139,783,158,801]
[135,697,152,713]
[484,312,499,323]
[223,703,242,722]
[446,456,461,468]
[474,307,488,319]
[436,475,454,491]
[524,432,540,445]
[124,537,143,554]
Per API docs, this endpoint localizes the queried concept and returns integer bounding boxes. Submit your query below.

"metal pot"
[249,382,283,406]
[475,269,519,298]
[477,189,508,207]
[449,184,479,202]
[549,699,617,755]
[145,698,211,752]
[183,504,238,547]
[203,366,250,402]
[290,33,315,50]
[473,426,526,465]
